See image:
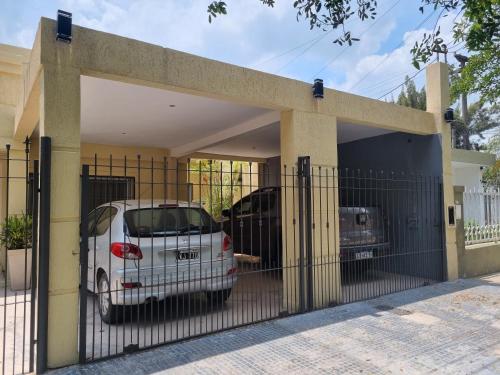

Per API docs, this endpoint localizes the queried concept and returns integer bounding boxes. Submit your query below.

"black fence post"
[79,165,89,364]
[37,137,51,373]
[298,156,313,312]
[29,160,39,373]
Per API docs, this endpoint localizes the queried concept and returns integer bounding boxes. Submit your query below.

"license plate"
[177,249,199,260]
[355,251,373,260]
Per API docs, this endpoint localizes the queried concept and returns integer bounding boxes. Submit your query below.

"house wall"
[259,156,281,188]
[460,242,500,277]
[1,17,458,369]
[338,132,445,280]
[338,132,443,175]
[452,165,483,189]
[80,143,187,202]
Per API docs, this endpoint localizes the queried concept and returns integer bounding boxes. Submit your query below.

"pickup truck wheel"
[206,288,232,303]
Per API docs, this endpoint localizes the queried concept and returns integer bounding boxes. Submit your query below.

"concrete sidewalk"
[51,274,500,375]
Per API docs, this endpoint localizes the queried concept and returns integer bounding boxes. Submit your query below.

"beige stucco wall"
[460,243,500,278]
[80,143,188,202]
[281,110,341,311]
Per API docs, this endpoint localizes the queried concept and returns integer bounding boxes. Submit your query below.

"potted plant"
[0,214,32,291]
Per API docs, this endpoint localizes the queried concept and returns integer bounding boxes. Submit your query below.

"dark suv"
[221,187,389,265]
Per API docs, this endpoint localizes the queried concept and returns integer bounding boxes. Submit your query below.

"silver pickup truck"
[222,187,389,265]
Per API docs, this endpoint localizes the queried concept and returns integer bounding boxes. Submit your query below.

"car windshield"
[124,207,219,237]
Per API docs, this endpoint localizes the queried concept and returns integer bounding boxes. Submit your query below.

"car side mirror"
[221,209,231,218]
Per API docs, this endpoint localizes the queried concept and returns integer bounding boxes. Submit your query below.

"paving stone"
[49,273,500,375]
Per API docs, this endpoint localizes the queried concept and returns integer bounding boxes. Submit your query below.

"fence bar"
[79,165,89,364]
[297,157,306,313]
[303,157,313,311]
[29,160,39,373]
[37,136,51,374]
[2,144,10,375]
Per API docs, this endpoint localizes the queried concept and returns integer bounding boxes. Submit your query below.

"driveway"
[51,273,500,375]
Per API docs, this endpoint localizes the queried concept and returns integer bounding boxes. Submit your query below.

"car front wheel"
[97,272,121,324]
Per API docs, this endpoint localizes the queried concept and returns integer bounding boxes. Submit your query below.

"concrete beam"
[13,23,42,141]
[38,18,437,136]
[170,111,279,157]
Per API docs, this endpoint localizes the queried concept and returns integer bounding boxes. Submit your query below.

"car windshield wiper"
[149,230,179,237]
[178,225,206,234]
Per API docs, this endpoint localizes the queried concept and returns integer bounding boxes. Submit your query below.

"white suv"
[86,200,237,324]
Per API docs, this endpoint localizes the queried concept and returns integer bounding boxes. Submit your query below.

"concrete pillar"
[280,110,341,311]
[426,62,459,280]
[454,186,465,277]
[39,63,81,367]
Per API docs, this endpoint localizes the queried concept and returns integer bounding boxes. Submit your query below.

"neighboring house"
[452,148,496,189]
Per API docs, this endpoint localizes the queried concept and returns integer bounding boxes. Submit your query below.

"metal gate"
[0,137,52,375]
[78,154,445,363]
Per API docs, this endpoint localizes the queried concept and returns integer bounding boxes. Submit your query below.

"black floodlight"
[313,78,324,99]
[454,53,469,65]
[57,10,72,43]
[444,107,454,123]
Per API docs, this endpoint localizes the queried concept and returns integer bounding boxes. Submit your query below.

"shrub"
[0,214,32,250]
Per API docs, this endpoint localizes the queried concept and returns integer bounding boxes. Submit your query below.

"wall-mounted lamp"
[444,107,454,123]
[312,79,324,99]
[56,10,72,43]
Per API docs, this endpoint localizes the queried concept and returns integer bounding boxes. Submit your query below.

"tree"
[481,133,500,187]
[452,103,500,149]
[396,76,427,110]
[207,1,499,104]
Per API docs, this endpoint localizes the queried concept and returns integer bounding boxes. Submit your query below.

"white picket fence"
[463,187,500,245]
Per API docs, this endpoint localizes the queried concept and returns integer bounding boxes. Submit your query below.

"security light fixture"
[56,10,72,43]
[313,79,324,99]
[444,107,454,123]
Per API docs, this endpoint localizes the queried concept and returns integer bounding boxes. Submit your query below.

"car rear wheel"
[97,272,121,324]
[206,288,232,303]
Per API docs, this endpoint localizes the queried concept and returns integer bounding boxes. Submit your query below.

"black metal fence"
[0,140,44,375]
[79,155,445,363]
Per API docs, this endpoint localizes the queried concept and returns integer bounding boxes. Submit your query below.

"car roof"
[96,200,202,211]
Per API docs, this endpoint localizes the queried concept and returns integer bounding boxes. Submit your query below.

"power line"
[376,57,437,100]
[348,9,438,92]
[311,0,403,79]
[275,30,334,73]
[251,32,328,69]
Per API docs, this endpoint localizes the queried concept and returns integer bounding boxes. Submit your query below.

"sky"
[0,0,465,101]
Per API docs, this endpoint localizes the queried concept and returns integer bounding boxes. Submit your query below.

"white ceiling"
[81,76,394,159]
[81,76,271,149]
[200,122,281,158]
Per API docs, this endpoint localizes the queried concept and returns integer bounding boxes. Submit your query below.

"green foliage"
[207,0,499,104]
[0,214,32,251]
[450,49,500,106]
[482,160,500,188]
[485,132,500,155]
[396,76,427,110]
[452,102,499,149]
[189,160,245,220]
